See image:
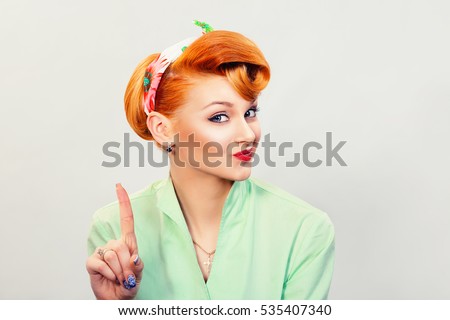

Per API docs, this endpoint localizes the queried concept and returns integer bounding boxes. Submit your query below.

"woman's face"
[170,74,261,181]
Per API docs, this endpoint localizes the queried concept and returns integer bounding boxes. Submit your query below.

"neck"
[168,166,234,241]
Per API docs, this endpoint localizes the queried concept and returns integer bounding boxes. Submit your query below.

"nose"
[234,117,257,145]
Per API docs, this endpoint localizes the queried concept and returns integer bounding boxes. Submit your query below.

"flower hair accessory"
[143,20,214,115]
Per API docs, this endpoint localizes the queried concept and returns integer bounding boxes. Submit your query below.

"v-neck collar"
[155,174,247,231]
[154,174,249,296]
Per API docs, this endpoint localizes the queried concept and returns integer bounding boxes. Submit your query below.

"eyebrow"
[203,101,233,109]
[202,100,257,110]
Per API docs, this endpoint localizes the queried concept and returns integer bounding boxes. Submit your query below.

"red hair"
[124,30,271,146]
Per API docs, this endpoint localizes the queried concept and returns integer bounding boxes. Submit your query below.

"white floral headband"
[142,20,214,115]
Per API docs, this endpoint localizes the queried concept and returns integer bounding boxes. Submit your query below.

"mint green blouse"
[87,175,335,299]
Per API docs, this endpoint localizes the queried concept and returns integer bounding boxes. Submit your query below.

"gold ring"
[97,248,114,259]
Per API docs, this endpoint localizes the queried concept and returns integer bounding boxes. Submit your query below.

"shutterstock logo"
[101,132,348,168]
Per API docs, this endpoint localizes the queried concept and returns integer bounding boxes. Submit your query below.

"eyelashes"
[208,106,260,123]
[247,106,260,117]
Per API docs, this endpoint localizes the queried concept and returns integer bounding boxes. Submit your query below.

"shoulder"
[247,176,334,233]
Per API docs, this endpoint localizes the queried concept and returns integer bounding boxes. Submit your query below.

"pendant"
[203,254,213,273]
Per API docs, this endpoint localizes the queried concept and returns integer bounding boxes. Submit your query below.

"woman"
[86,21,335,300]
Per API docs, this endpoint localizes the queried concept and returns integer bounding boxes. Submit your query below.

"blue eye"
[245,106,260,118]
[208,113,229,123]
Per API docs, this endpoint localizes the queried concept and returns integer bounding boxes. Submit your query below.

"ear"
[146,111,174,146]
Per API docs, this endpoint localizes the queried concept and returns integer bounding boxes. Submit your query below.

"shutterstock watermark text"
[101,132,347,168]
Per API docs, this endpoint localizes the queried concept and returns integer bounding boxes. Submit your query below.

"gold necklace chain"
[193,240,216,274]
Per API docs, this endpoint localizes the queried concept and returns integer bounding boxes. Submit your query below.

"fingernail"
[133,255,140,265]
[123,280,132,290]
[127,274,136,288]
[116,183,121,189]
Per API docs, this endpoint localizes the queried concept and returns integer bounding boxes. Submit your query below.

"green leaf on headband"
[193,20,214,33]
[143,71,152,92]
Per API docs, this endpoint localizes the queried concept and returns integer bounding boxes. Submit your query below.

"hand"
[86,183,144,299]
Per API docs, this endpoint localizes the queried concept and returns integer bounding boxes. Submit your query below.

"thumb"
[130,254,144,282]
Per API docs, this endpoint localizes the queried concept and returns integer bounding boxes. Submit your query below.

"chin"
[198,160,254,181]
[225,167,252,181]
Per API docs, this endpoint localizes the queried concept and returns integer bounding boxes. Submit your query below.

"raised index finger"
[116,183,138,252]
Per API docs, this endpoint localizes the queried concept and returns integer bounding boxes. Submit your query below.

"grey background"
[0,0,449,299]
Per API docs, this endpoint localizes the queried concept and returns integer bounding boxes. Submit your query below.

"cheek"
[175,122,228,159]
[196,130,230,158]
[173,123,196,160]
[175,119,261,162]
[197,121,262,156]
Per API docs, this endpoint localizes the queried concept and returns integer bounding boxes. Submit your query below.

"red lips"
[233,147,255,162]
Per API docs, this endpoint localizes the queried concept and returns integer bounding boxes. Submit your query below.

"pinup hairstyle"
[124,30,271,147]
